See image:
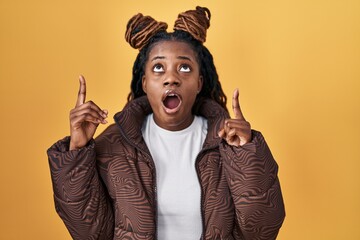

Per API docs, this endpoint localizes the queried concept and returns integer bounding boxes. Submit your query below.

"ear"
[198,75,203,93]
[142,75,147,94]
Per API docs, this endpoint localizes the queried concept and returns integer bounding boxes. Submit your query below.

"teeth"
[163,90,179,100]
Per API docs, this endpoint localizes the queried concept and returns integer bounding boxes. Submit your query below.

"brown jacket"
[48,96,285,240]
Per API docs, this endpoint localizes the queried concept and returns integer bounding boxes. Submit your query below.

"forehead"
[148,40,197,59]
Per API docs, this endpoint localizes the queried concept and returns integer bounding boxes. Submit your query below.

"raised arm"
[219,89,285,239]
[47,76,113,239]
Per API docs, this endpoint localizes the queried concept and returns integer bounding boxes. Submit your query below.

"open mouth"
[162,90,182,113]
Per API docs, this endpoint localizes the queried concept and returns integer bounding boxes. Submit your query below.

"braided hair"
[125,6,228,113]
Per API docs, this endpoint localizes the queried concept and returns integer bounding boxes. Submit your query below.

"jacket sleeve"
[47,137,114,240]
[220,130,285,240]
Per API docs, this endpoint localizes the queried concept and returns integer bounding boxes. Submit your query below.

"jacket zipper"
[195,145,218,240]
[117,119,219,240]
[116,123,159,239]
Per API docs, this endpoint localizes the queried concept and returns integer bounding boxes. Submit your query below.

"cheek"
[144,81,159,93]
[142,75,158,94]
[143,81,162,103]
[183,86,199,104]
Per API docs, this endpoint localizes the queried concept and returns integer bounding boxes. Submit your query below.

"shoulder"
[196,98,229,121]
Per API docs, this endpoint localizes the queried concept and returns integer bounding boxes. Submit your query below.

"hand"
[69,75,108,150]
[218,88,252,147]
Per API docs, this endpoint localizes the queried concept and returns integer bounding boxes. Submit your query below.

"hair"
[125,6,228,113]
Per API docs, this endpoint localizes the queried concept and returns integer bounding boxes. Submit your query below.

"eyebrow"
[178,56,193,61]
[151,56,165,61]
[150,56,193,62]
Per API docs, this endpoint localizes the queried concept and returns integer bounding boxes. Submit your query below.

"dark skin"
[69,52,251,150]
[141,41,203,131]
[218,88,252,147]
[69,75,108,150]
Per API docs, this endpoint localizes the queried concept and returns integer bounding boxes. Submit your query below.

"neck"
[153,114,195,131]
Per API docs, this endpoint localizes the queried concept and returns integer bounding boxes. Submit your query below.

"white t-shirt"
[142,113,208,240]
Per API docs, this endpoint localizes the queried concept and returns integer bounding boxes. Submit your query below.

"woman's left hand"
[218,88,252,147]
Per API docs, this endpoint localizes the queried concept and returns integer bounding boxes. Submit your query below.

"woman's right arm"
[47,76,113,239]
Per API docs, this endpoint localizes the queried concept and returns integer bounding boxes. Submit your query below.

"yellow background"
[1,0,359,239]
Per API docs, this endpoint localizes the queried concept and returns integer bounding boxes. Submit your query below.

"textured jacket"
[48,96,285,240]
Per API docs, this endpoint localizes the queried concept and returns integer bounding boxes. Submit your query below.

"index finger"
[76,75,86,107]
[232,88,245,120]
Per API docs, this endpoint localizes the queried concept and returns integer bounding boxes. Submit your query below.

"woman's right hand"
[69,75,108,150]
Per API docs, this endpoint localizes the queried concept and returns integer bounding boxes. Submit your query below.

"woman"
[48,6,285,240]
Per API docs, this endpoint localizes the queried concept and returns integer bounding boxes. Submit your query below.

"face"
[142,40,203,131]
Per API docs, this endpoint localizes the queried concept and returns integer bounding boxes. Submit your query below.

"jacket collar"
[114,96,229,150]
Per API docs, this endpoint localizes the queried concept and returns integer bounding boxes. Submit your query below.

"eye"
[179,65,191,73]
[153,64,164,73]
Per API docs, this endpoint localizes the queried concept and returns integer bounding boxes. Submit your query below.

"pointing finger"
[232,88,245,120]
[76,75,86,107]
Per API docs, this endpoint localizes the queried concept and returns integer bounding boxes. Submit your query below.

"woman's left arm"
[218,89,285,239]
[220,130,285,240]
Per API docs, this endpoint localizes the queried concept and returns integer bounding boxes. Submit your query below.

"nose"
[163,71,180,87]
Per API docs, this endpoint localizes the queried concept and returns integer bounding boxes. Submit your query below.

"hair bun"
[125,13,168,50]
[173,6,211,43]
